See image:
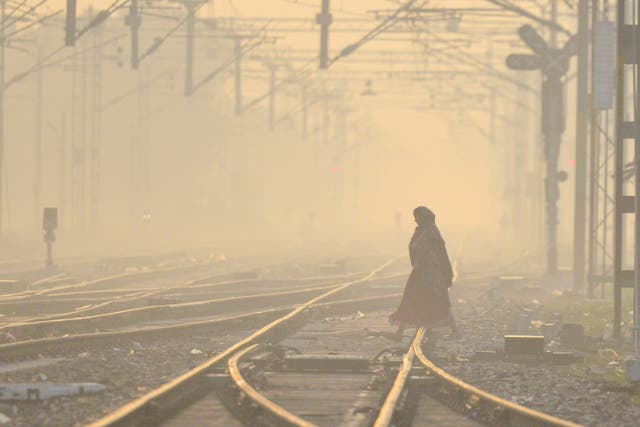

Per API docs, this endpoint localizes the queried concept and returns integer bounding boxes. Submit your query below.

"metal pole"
[0,0,6,235]
[587,0,600,298]
[130,0,139,69]
[269,65,275,131]
[91,22,102,227]
[546,0,560,275]
[318,0,331,69]
[59,112,65,230]
[543,73,564,274]
[515,76,527,240]
[184,4,195,97]
[302,83,308,141]
[613,0,625,340]
[234,37,242,114]
[46,240,52,267]
[634,0,640,355]
[35,46,43,229]
[80,34,87,230]
[490,87,496,143]
[550,0,558,48]
[323,88,329,144]
[71,45,77,229]
[573,0,590,291]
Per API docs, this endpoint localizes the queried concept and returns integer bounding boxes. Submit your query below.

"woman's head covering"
[413,206,435,226]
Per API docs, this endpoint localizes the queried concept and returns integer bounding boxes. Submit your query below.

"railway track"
[0,259,400,358]
[85,260,396,427]
[0,269,394,343]
[78,259,583,427]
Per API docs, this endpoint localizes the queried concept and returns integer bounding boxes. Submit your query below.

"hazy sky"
[5,0,566,258]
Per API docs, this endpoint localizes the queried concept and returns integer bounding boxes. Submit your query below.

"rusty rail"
[413,331,584,427]
[86,260,395,427]
[228,344,316,427]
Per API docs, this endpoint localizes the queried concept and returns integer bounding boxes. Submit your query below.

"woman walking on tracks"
[388,206,456,339]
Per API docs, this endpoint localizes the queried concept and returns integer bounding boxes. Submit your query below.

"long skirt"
[389,268,451,328]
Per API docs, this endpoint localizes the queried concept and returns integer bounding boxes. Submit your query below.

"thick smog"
[0,1,637,426]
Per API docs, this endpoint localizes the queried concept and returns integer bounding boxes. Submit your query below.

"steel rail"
[0,307,288,361]
[374,328,423,427]
[228,344,316,427]
[413,334,584,427]
[7,271,375,324]
[1,283,342,339]
[0,260,216,301]
[86,260,395,427]
[0,293,401,361]
[3,278,315,324]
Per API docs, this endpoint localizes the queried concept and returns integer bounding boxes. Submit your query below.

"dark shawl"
[409,223,454,288]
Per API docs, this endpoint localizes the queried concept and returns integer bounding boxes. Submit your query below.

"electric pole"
[318,0,331,69]
[185,3,195,97]
[0,0,6,235]
[90,21,103,227]
[269,64,276,130]
[301,83,308,141]
[127,0,140,69]
[59,113,66,230]
[35,46,43,229]
[235,37,242,114]
[572,0,589,292]
[323,84,330,145]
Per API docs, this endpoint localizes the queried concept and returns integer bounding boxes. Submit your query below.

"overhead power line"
[328,0,420,67]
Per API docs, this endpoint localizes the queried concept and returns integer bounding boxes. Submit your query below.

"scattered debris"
[0,413,10,426]
[189,348,203,355]
[598,348,621,361]
[0,383,106,401]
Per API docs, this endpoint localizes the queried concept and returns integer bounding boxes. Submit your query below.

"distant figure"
[388,206,456,339]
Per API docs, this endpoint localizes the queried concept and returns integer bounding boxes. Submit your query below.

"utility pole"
[127,0,140,69]
[514,74,528,240]
[269,65,276,131]
[317,0,331,69]
[35,46,43,229]
[301,83,308,141]
[234,37,242,114]
[184,3,195,97]
[550,0,558,48]
[0,0,6,235]
[490,88,496,143]
[572,0,589,292]
[59,113,66,230]
[90,21,102,227]
[80,32,88,230]
[323,85,330,145]
[70,45,78,229]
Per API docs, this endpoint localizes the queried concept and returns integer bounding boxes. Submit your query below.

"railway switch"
[284,355,370,372]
